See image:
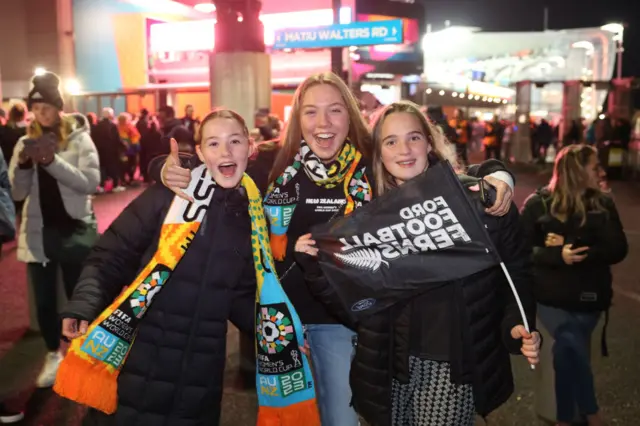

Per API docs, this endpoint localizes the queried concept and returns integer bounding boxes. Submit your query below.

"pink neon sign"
[149,7,352,53]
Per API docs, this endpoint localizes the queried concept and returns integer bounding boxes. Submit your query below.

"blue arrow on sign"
[273,20,404,50]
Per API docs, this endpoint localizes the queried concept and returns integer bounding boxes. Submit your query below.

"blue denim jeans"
[538,304,601,422]
[306,324,359,426]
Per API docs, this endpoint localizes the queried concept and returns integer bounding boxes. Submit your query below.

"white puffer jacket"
[8,113,100,263]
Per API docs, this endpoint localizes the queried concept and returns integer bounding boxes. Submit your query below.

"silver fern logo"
[334,247,390,272]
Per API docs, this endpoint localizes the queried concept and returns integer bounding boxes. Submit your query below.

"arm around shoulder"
[295,252,358,330]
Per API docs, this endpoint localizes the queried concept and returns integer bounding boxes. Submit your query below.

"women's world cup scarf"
[264,140,372,261]
[53,164,320,425]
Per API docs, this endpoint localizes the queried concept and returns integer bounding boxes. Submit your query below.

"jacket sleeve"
[62,184,173,321]
[295,252,358,330]
[229,256,258,335]
[42,133,100,194]
[519,193,565,266]
[495,203,537,354]
[467,159,516,186]
[8,139,34,201]
[581,197,628,265]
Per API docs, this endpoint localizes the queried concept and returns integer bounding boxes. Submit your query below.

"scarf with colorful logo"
[264,140,372,261]
[54,164,320,425]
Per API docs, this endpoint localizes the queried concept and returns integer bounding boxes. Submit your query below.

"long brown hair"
[547,144,605,225]
[370,100,459,196]
[27,115,76,151]
[268,72,371,184]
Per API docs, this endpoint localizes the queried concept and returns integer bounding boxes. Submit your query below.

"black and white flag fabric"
[311,161,501,319]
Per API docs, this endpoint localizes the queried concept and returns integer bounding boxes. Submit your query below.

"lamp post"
[601,23,625,80]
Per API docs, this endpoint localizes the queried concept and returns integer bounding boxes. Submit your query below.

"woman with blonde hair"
[521,144,627,426]
[295,100,539,426]
[159,77,516,425]
[8,71,100,388]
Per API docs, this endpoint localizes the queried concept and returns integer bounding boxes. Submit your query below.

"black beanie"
[27,72,64,110]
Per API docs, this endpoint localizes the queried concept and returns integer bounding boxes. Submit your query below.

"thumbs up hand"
[161,138,194,202]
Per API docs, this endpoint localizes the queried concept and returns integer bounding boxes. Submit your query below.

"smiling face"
[299,83,350,162]
[379,112,432,186]
[32,103,59,127]
[196,117,251,188]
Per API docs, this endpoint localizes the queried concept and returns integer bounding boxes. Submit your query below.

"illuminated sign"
[148,8,352,53]
[273,20,403,50]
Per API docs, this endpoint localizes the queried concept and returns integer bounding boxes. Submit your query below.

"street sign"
[273,20,404,50]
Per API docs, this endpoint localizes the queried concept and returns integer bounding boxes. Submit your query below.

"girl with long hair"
[61,109,263,426]
[520,144,627,426]
[8,72,100,388]
[295,100,539,426]
[158,75,517,425]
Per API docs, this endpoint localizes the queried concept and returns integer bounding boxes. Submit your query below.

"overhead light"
[452,92,458,97]
[598,114,606,120]
[482,96,487,101]
[474,95,480,100]
[502,99,508,104]
[439,90,445,96]
[426,88,432,94]
[34,67,47,76]
[237,16,243,22]
[65,78,82,95]
[194,3,216,13]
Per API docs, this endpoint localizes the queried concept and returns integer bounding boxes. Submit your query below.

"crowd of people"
[0,70,628,426]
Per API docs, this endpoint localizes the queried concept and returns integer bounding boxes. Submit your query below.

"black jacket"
[297,173,534,426]
[64,184,256,426]
[520,189,627,311]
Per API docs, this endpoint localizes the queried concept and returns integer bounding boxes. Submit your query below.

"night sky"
[420,0,639,77]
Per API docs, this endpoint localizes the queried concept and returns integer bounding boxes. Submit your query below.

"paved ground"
[1,170,639,426]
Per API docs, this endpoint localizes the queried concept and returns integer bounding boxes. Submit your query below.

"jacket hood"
[66,113,91,140]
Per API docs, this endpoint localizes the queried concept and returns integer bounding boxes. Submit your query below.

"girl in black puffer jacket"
[520,144,627,426]
[296,101,540,426]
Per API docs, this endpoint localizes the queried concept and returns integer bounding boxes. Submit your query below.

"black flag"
[311,161,501,319]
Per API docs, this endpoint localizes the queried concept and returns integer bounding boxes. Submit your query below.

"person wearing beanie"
[8,71,100,388]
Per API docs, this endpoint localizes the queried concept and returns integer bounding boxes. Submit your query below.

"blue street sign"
[273,20,404,50]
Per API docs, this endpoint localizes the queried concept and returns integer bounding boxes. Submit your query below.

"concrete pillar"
[607,78,633,120]
[513,81,532,163]
[0,0,76,102]
[561,80,583,142]
[212,0,271,390]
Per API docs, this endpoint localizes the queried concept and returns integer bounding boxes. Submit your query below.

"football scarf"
[54,164,320,425]
[264,140,372,261]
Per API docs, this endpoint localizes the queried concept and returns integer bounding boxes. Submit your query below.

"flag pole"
[499,262,536,371]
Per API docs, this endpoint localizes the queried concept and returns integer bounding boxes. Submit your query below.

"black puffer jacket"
[299,174,535,426]
[64,184,256,426]
[520,188,627,311]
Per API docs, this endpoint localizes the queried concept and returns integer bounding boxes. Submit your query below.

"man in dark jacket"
[159,106,193,154]
[93,108,125,191]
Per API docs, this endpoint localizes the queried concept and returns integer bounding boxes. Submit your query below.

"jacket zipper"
[167,206,222,424]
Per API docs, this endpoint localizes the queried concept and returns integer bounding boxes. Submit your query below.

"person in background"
[484,117,501,160]
[180,104,200,140]
[0,108,6,125]
[139,117,162,183]
[0,103,28,166]
[449,109,471,166]
[8,72,100,388]
[159,106,192,154]
[0,149,22,423]
[116,113,141,185]
[520,145,628,426]
[0,149,16,256]
[93,108,125,193]
[135,108,150,140]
